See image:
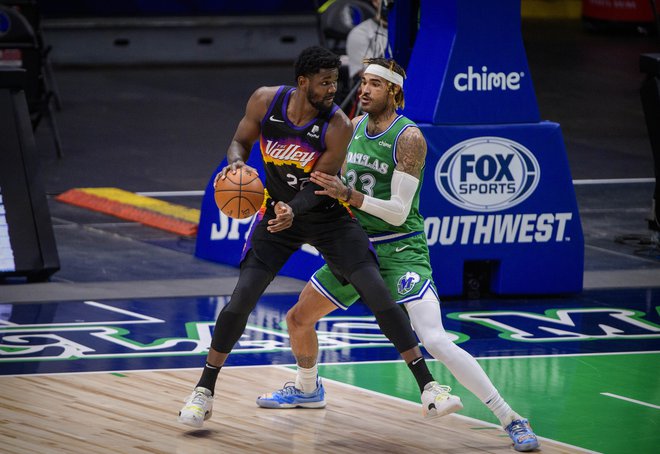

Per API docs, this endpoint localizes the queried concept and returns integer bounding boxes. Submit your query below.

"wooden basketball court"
[0,366,587,453]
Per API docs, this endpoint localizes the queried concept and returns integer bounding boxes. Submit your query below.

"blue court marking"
[0,288,658,375]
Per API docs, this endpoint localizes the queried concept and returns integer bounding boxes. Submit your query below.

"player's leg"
[288,284,334,392]
[311,220,447,417]
[316,221,421,363]
[256,280,339,408]
[257,264,360,408]
[318,229,437,406]
[347,264,459,418]
[405,290,539,451]
[179,214,297,427]
[178,251,276,427]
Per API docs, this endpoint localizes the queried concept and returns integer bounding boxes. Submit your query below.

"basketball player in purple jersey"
[178,46,454,428]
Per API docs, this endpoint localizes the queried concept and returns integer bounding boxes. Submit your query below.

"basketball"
[214,168,265,219]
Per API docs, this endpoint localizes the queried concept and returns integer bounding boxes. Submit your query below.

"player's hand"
[214,161,259,187]
[267,201,294,232]
[310,171,349,200]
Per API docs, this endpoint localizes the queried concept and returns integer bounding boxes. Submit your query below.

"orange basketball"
[214,168,265,219]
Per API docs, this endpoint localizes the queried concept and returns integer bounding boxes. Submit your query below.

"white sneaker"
[178,387,213,428]
[421,381,463,419]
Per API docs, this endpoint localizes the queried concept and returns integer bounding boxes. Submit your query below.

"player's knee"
[226,266,273,314]
[421,332,454,361]
[286,304,316,331]
[285,307,300,330]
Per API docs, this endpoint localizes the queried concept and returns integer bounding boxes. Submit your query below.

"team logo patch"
[397,272,420,295]
[307,125,320,139]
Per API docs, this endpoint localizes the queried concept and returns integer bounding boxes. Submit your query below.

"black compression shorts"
[241,203,377,282]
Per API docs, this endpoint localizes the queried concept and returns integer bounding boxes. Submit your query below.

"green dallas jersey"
[346,114,425,235]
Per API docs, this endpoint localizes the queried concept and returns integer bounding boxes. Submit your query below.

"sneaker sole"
[424,396,463,419]
[256,399,327,409]
[178,410,212,428]
[513,440,540,452]
[178,415,204,428]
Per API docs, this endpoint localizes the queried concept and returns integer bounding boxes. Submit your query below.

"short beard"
[308,92,332,113]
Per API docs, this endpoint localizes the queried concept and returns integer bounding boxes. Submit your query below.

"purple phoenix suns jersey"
[260,86,340,209]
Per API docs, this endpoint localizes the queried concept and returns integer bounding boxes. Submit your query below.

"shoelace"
[429,383,452,398]
[276,382,303,396]
[508,421,530,437]
[188,390,210,406]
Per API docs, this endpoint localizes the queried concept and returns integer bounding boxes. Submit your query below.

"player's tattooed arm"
[395,127,427,179]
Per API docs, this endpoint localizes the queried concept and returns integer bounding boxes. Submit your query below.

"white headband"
[364,64,404,88]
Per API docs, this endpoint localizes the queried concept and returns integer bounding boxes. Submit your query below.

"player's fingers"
[310,171,330,182]
[267,219,291,232]
[316,173,339,187]
[268,204,292,231]
[275,201,292,214]
[309,174,330,188]
[312,170,332,179]
[243,165,259,176]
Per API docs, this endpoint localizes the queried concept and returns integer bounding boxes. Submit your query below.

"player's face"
[303,68,338,112]
[359,73,395,114]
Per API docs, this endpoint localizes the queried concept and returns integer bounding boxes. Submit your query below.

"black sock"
[407,356,434,393]
[196,362,221,395]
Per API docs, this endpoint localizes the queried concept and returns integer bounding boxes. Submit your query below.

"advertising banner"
[398,0,584,296]
[419,123,583,296]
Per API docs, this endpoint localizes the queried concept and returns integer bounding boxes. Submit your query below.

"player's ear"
[297,75,307,89]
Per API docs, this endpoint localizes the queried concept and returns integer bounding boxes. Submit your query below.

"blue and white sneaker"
[504,418,540,452]
[256,380,326,409]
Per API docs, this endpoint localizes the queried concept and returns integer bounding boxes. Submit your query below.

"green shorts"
[310,232,437,310]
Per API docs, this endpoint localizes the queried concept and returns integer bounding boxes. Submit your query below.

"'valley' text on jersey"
[260,86,340,206]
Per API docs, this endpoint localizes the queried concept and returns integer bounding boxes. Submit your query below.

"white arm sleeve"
[359,169,419,226]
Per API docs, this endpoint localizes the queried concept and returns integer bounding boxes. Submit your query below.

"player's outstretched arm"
[286,111,353,216]
[310,126,426,226]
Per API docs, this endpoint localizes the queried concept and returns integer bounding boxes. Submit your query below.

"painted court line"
[601,392,660,410]
[301,367,601,454]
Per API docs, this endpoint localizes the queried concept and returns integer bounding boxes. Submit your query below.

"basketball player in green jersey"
[257,58,539,452]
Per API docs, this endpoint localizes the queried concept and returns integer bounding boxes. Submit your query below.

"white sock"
[295,364,318,393]
[484,391,520,427]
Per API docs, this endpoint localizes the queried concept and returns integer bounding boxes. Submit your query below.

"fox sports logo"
[434,137,540,212]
